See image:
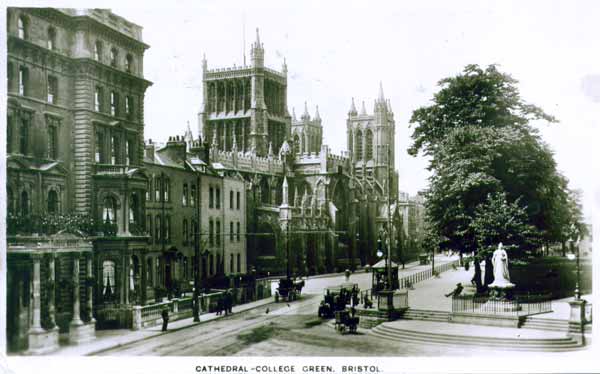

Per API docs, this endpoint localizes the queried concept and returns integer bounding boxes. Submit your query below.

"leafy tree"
[409,64,581,274]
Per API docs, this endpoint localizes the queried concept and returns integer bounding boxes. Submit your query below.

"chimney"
[164,136,187,165]
[145,140,155,161]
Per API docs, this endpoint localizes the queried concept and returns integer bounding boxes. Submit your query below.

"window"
[17,16,27,40]
[216,253,221,274]
[230,254,234,273]
[47,124,58,160]
[182,184,188,206]
[230,221,234,241]
[155,178,160,201]
[209,219,214,246]
[95,131,105,163]
[18,67,28,96]
[47,27,56,50]
[129,193,139,224]
[164,179,170,202]
[95,86,103,112]
[126,139,135,165]
[165,215,171,242]
[216,188,221,209]
[110,91,118,116]
[102,196,117,223]
[237,253,241,273]
[111,135,119,164]
[19,116,29,155]
[7,114,13,154]
[230,190,234,209]
[47,75,58,104]
[110,48,118,67]
[155,215,161,241]
[216,220,221,246]
[236,191,240,210]
[191,185,196,206]
[146,178,151,201]
[146,215,153,243]
[237,222,241,242]
[47,190,59,214]
[20,190,29,216]
[102,261,116,300]
[126,54,134,73]
[125,96,133,119]
[365,129,374,160]
[209,254,214,276]
[147,257,153,286]
[209,187,214,208]
[94,41,103,61]
[293,134,300,154]
[355,130,363,160]
[183,219,188,245]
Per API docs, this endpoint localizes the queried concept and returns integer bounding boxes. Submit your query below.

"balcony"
[7,214,120,238]
[94,163,137,175]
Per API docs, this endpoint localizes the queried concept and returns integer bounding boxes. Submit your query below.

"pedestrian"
[216,297,223,316]
[226,290,233,315]
[161,306,169,331]
[445,283,464,298]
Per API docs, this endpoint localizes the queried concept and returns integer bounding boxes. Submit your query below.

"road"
[97,257,466,356]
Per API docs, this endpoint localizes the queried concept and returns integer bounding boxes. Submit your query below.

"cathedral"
[196,29,400,276]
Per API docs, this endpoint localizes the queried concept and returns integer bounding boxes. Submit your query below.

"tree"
[409,64,578,270]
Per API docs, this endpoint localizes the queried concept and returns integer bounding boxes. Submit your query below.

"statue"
[488,243,514,289]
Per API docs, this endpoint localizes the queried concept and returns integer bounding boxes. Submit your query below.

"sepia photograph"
[1,0,598,373]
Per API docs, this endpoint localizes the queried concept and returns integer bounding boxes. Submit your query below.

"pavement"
[50,255,458,356]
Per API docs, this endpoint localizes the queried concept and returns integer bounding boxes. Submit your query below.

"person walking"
[161,306,169,331]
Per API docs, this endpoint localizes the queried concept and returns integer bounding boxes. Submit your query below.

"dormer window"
[110,48,118,67]
[47,27,56,50]
[17,16,27,40]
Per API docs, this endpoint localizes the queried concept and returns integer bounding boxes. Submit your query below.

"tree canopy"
[409,64,583,258]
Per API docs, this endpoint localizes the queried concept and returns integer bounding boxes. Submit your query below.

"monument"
[488,243,516,299]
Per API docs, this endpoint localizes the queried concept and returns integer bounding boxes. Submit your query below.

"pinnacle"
[379,81,385,101]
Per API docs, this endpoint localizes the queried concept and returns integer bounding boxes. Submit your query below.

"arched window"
[355,130,363,160]
[365,129,374,160]
[94,41,103,61]
[293,134,300,154]
[230,254,234,273]
[20,190,29,216]
[209,186,214,208]
[236,222,241,242]
[165,215,171,242]
[17,16,27,40]
[102,260,116,301]
[183,219,188,245]
[102,196,117,223]
[230,221,234,241]
[129,193,139,224]
[230,190,234,209]
[237,253,241,273]
[47,190,59,214]
[215,188,220,209]
[110,48,118,67]
[182,184,188,206]
[47,27,56,50]
[209,219,214,246]
[125,54,134,73]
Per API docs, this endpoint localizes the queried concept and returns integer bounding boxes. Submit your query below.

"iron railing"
[452,293,553,316]
[399,259,460,289]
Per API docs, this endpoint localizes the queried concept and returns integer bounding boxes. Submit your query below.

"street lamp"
[569,223,581,300]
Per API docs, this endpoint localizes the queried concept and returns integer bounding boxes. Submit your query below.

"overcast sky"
[8,0,600,218]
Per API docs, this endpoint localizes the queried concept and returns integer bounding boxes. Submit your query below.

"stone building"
[198,30,400,275]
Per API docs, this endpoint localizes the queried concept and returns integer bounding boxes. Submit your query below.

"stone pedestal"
[132,305,142,331]
[27,327,59,355]
[568,299,587,345]
[69,322,96,345]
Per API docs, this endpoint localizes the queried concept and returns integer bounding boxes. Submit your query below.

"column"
[86,254,95,323]
[233,80,237,113]
[71,254,84,327]
[48,254,57,329]
[30,254,44,333]
[141,253,147,305]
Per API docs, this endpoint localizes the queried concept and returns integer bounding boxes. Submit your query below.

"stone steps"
[398,309,451,323]
[520,317,570,332]
[371,321,582,352]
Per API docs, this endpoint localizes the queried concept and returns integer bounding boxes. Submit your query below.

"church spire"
[378,81,385,101]
[348,97,357,116]
[360,101,367,116]
[301,101,310,120]
[314,105,321,120]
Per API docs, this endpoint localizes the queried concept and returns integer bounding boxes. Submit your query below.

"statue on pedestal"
[489,243,514,288]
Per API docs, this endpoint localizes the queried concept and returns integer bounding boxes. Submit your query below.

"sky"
[7,0,600,218]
